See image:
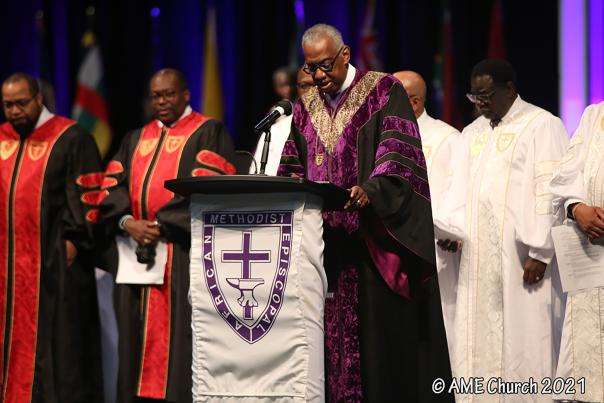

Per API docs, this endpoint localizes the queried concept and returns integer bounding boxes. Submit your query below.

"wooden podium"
[166,175,347,402]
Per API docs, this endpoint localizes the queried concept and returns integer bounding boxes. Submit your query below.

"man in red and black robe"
[0,73,103,402]
[98,68,236,403]
[279,25,453,402]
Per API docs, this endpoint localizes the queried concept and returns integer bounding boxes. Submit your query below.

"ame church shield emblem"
[201,210,293,344]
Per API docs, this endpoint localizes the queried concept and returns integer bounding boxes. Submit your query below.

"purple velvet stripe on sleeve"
[371,160,430,200]
[374,138,427,169]
[382,115,422,140]
[277,139,305,177]
[380,115,426,166]
[370,115,430,200]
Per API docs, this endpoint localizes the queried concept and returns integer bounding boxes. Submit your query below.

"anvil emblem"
[222,231,270,320]
[226,278,265,319]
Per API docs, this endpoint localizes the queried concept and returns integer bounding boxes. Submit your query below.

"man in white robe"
[394,70,461,353]
[442,59,568,402]
[550,101,604,403]
[251,69,314,175]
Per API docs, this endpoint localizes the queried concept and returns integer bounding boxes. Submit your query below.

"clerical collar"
[35,106,54,129]
[157,105,192,128]
[490,95,522,128]
[326,64,356,109]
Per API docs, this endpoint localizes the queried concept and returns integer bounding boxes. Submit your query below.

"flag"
[433,0,461,128]
[488,0,506,58]
[72,31,112,158]
[356,0,382,72]
[201,6,223,120]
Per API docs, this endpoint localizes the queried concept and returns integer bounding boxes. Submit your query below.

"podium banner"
[190,192,326,402]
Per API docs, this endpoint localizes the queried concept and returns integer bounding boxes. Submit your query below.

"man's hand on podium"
[345,185,370,211]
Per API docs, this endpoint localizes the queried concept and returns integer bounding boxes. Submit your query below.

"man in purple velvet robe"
[278,24,453,402]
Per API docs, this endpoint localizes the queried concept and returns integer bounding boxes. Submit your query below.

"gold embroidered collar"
[301,71,386,154]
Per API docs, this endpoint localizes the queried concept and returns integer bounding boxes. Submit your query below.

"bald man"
[394,70,460,354]
[251,68,314,175]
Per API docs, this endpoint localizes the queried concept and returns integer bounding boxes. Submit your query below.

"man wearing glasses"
[97,68,235,403]
[442,59,567,402]
[278,24,453,402]
[0,72,104,402]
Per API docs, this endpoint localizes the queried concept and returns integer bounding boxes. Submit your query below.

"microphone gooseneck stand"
[258,126,272,175]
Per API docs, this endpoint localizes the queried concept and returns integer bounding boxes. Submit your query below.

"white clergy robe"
[417,110,461,354]
[550,101,604,403]
[450,96,568,402]
[250,115,293,175]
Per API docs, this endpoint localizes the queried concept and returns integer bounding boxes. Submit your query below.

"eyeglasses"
[302,47,344,75]
[150,90,179,101]
[2,97,35,110]
[466,89,497,104]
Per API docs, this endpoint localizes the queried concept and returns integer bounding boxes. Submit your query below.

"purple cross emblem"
[202,211,293,343]
[222,231,270,320]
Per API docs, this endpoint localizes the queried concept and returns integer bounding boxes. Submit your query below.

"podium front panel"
[189,192,326,401]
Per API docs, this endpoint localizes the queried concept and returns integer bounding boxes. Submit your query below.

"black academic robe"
[0,116,104,403]
[98,112,236,403]
[279,70,454,402]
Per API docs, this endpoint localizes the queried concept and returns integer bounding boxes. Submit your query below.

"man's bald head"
[393,70,426,118]
[151,68,189,91]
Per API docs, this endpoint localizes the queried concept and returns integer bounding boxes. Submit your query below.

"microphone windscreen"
[276,99,293,116]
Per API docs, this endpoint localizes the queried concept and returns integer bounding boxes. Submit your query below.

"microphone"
[135,221,161,265]
[136,244,156,264]
[255,100,293,175]
[254,100,293,134]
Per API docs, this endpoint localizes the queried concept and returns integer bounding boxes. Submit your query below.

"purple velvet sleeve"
[370,115,430,200]
[276,139,305,178]
[370,160,430,201]
[362,79,437,298]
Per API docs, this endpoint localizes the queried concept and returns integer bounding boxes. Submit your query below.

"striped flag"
[201,6,223,120]
[72,31,112,158]
[356,0,382,72]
